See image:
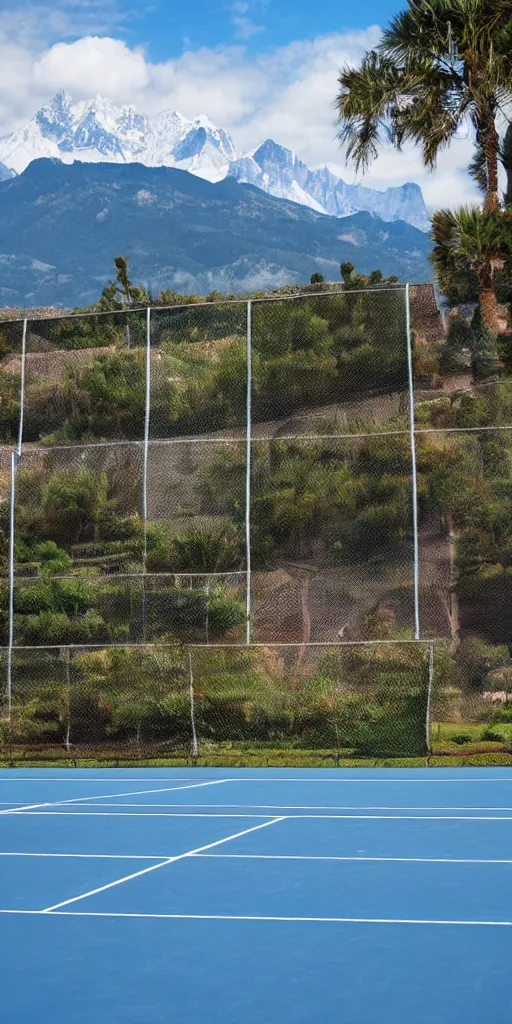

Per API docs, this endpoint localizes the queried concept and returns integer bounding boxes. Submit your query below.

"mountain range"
[0,92,430,232]
[0,159,432,308]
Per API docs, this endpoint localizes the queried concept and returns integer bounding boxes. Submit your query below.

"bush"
[480,728,503,742]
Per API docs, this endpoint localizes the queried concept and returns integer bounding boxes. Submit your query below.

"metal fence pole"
[6,318,27,721]
[426,640,435,755]
[6,451,17,721]
[17,319,27,456]
[141,307,151,643]
[187,651,199,758]
[245,299,252,645]
[142,306,151,564]
[405,284,421,640]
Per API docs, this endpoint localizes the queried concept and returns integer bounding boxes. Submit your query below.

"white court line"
[0,801,53,815]
[41,817,284,913]
[0,780,230,816]
[0,852,164,860]
[2,851,511,865]
[51,779,230,806]
[193,853,512,865]
[11,811,276,819]
[1,909,510,927]
[57,802,512,812]
[2,776,512,783]
[0,777,218,783]
[13,811,512,820]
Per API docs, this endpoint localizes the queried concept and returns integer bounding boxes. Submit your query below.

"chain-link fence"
[1,287,511,762]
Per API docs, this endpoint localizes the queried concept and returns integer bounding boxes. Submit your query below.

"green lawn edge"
[2,752,512,769]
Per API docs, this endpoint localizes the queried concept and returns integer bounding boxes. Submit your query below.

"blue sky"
[0,0,478,207]
[125,1,399,62]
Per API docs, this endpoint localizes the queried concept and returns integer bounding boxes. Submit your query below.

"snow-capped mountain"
[0,93,238,182]
[0,161,15,183]
[0,92,430,230]
[228,140,430,231]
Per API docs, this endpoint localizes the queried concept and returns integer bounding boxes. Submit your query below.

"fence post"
[141,306,151,642]
[187,651,199,758]
[6,319,27,720]
[142,306,151,564]
[245,299,252,645]
[426,640,435,755]
[17,319,27,455]
[405,283,420,640]
[6,451,18,721]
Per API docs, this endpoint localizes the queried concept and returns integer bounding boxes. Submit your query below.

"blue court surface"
[1,767,511,1024]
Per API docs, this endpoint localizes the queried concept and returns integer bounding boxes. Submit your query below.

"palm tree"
[431,206,512,331]
[503,124,512,209]
[336,0,512,212]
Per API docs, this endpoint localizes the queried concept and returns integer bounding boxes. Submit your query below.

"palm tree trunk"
[483,122,500,213]
[503,125,512,210]
[479,282,501,334]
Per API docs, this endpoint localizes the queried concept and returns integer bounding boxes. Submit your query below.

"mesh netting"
[1,641,430,761]
[1,289,511,762]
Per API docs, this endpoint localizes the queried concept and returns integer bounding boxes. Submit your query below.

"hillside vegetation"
[1,282,512,759]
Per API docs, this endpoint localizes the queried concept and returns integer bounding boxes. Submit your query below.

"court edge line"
[40,816,285,913]
[15,811,512,820]
[12,811,276,819]
[2,910,511,927]
[50,779,231,806]
[4,852,512,865]
[0,778,221,783]
[0,779,231,816]
[0,801,53,815]
[2,777,512,784]
[0,852,166,860]
[48,802,512,812]
[193,853,512,865]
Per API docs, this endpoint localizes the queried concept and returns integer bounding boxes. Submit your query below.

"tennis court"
[1,767,511,1023]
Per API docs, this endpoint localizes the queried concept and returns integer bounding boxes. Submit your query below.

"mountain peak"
[0,91,430,230]
[193,113,218,130]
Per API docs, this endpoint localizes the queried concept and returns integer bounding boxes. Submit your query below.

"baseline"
[13,810,512,820]
[0,909,511,927]
[55,802,512,812]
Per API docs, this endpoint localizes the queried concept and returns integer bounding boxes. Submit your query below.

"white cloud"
[0,16,484,209]
[230,1,264,40]
[0,1,135,47]
[33,36,150,99]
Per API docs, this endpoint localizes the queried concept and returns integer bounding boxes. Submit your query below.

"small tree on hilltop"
[340,262,355,285]
[99,256,148,347]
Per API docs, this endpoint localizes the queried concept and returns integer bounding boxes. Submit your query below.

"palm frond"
[431,206,512,281]
[501,123,512,208]
[336,52,404,172]
[336,0,512,185]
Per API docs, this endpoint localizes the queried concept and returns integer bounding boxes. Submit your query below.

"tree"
[40,467,113,545]
[368,269,384,285]
[99,256,148,348]
[336,0,512,213]
[310,272,325,284]
[431,206,512,332]
[99,256,147,310]
[340,262,355,284]
[503,124,512,210]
